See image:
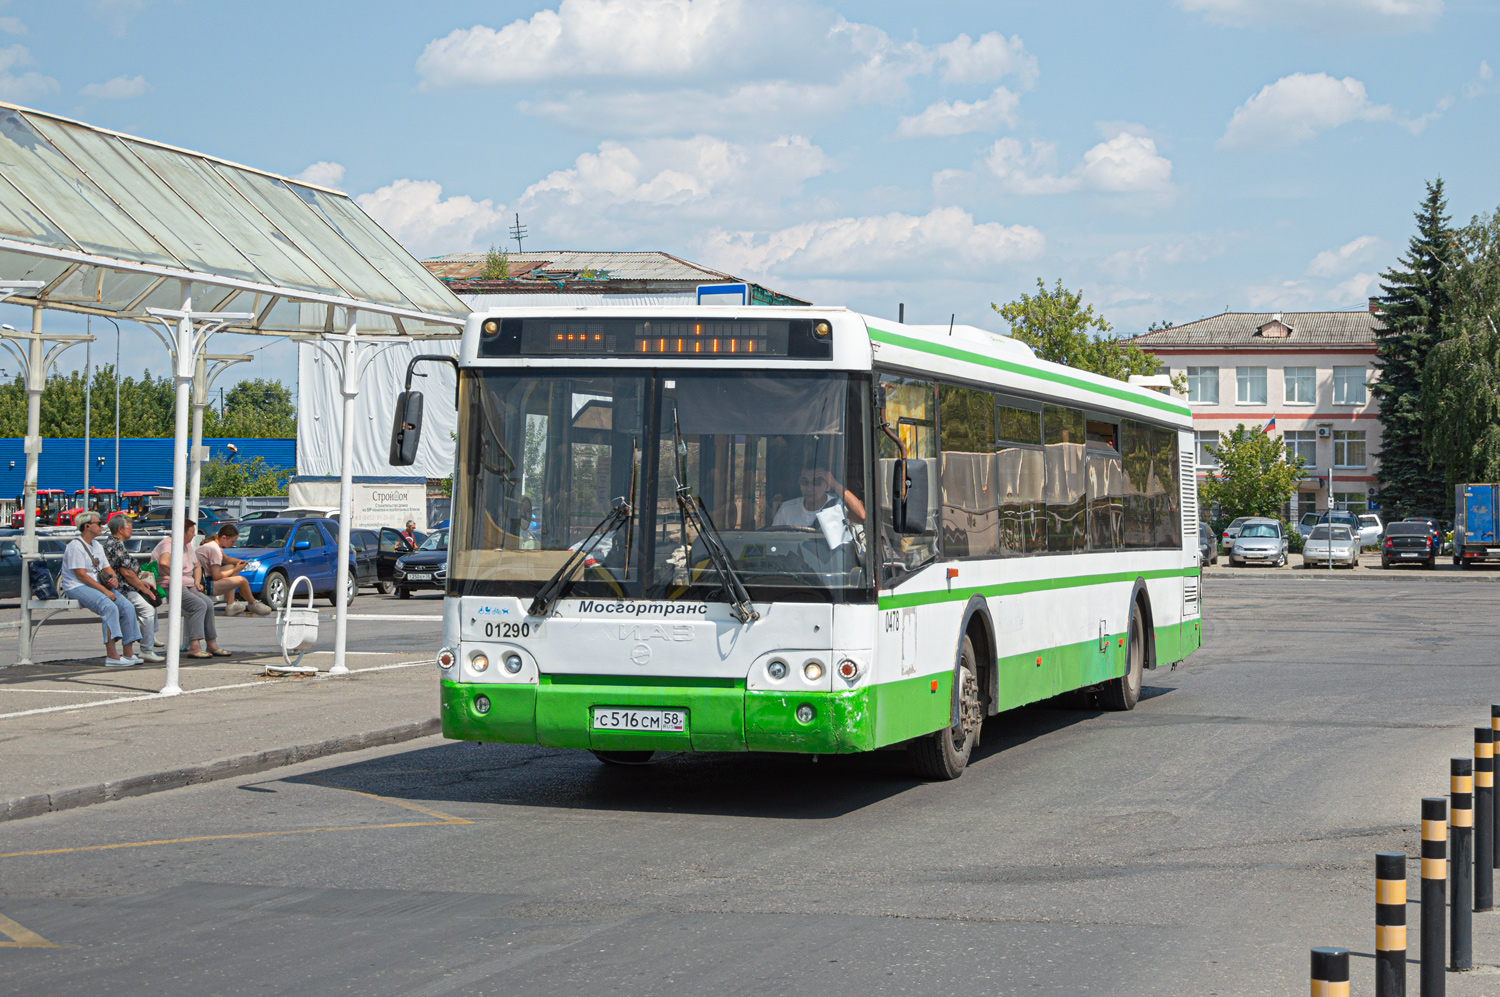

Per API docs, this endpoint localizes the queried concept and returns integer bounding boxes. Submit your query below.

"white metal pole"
[17,311,43,666]
[188,353,206,528]
[161,300,193,697]
[114,320,120,496]
[83,332,90,512]
[330,316,358,677]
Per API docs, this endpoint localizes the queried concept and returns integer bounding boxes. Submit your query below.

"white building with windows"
[1131,308,1382,519]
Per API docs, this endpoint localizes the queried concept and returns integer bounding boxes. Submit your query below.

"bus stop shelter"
[0,100,467,690]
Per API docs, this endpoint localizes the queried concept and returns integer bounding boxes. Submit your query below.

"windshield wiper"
[528,501,633,618]
[670,404,758,624]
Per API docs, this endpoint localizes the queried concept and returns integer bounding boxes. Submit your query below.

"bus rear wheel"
[910,635,981,781]
[592,750,655,766]
[1100,601,1145,711]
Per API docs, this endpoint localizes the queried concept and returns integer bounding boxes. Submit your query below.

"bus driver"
[772,465,866,529]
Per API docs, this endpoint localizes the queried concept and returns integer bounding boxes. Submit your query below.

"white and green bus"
[391,307,1201,779]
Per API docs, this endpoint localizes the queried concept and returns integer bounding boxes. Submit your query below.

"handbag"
[28,559,58,601]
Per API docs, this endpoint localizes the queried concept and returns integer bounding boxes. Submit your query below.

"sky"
[0,0,1496,398]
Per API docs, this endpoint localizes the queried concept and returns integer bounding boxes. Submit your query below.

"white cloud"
[1218,72,1395,148]
[355,179,508,259]
[0,16,27,34]
[1307,234,1382,277]
[936,32,1037,87]
[896,87,1020,138]
[1331,271,1379,304]
[294,161,347,189]
[696,206,1044,281]
[1177,0,1442,33]
[0,44,57,101]
[80,73,149,99]
[1463,60,1493,100]
[984,129,1174,198]
[1101,234,1233,281]
[90,0,148,38]
[416,2,1035,135]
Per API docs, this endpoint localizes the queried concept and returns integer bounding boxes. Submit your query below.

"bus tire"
[592,750,655,766]
[1099,600,1145,711]
[910,635,981,781]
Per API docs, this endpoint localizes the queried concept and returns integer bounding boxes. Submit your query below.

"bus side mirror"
[390,390,424,466]
[891,459,929,535]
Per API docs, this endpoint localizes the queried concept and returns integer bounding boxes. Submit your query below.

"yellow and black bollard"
[1420,796,1446,996]
[1492,705,1499,871]
[1311,946,1350,997]
[1451,759,1473,971]
[1376,852,1407,997]
[1477,727,1494,912]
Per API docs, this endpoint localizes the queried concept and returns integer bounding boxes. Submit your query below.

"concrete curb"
[0,716,440,824]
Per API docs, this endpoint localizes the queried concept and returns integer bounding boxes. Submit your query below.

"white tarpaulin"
[297,339,459,479]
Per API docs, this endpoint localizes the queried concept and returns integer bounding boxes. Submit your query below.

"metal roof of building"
[0,102,467,336]
[1129,310,1382,349]
[424,250,810,305]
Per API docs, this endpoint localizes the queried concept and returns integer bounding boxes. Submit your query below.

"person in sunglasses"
[771,464,866,529]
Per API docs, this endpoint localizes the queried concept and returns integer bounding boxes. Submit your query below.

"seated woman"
[152,519,231,658]
[61,511,144,667]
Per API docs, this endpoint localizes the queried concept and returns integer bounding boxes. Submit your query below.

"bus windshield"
[450,369,872,602]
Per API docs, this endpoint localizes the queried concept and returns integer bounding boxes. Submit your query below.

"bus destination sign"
[478,317,833,360]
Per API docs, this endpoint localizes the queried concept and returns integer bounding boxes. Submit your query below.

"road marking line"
[0,778,470,860]
[0,911,58,947]
[0,659,429,720]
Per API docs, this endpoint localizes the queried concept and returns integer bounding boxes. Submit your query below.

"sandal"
[210,648,233,657]
[185,650,213,659]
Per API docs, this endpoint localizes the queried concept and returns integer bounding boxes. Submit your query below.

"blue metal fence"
[0,438,296,496]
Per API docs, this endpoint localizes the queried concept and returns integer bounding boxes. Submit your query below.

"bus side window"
[878,374,938,583]
[938,383,999,558]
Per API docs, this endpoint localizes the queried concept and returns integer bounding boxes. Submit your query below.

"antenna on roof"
[948,313,955,337]
[509,213,527,252]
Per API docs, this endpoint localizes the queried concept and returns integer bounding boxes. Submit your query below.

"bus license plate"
[591,708,686,733]
[405,572,432,581]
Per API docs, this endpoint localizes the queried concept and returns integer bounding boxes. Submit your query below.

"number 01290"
[483,621,531,638]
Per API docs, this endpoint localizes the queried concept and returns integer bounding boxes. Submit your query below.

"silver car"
[1302,524,1360,568]
[1228,517,1288,567]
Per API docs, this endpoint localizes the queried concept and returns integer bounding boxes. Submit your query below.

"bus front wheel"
[910,635,981,781]
[1100,601,1145,711]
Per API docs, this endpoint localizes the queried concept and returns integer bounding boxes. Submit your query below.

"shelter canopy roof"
[0,102,467,336]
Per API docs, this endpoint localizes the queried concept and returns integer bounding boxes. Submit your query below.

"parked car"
[0,535,64,598]
[1228,517,1288,567]
[1314,510,1361,533]
[1400,516,1444,553]
[134,505,235,533]
[1197,521,1218,566]
[348,528,381,591]
[374,525,424,594]
[1220,516,1252,551]
[1381,521,1437,569]
[1302,524,1360,568]
[393,529,448,597]
[222,518,360,609]
[238,509,292,522]
[1356,513,1383,548]
[1298,511,1322,534]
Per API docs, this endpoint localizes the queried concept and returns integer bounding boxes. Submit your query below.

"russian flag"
[1264,415,1277,434]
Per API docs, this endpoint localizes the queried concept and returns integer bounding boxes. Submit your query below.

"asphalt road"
[3,574,1500,995]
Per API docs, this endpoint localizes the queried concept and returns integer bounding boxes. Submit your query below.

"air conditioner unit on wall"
[1317,427,1331,438]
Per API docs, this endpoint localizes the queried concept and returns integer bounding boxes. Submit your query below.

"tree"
[203,378,296,438]
[1373,178,1455,515]
[1422,206,1500,488]
[1199,424,1306,523]
[993,279,1164,381]
[481,244,510,279]
[198,455,291,497]
[0,370,294,439]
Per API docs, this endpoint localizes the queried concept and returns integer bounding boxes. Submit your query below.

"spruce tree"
[1372,178,1453,515]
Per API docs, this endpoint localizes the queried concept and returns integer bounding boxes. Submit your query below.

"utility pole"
[509,213,527,253]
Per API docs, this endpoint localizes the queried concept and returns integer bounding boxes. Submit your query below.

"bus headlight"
[766,659,788,681]
[503,652,524,674]
[802,659,824,681]
[795,704,815,724]
[474,695,491,715]
[471,652,489,672]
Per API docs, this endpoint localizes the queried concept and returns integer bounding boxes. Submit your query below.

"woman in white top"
[61,511,144,667]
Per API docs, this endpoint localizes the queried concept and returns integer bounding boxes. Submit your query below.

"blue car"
[225,518,360,609]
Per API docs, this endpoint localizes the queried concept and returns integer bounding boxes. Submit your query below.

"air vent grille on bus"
[1184,577,1200,613]
[1180,445,1198,541]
